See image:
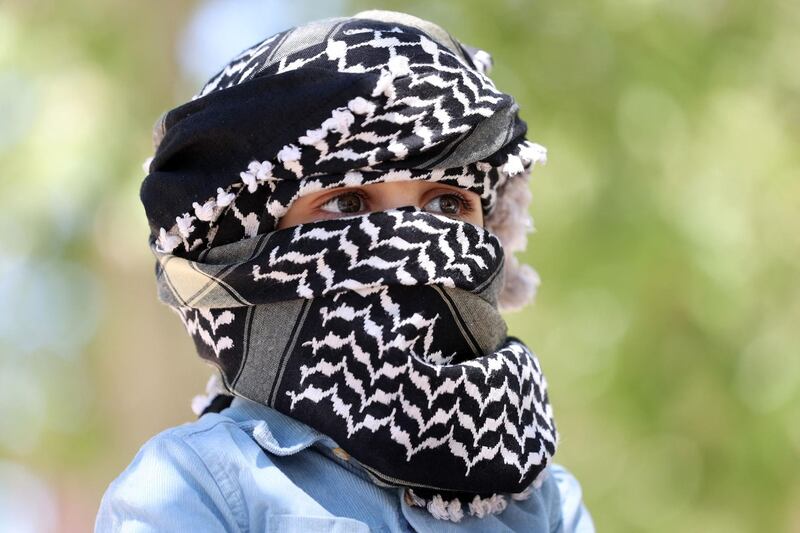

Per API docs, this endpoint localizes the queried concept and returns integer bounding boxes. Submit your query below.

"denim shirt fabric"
[95,397,594,532]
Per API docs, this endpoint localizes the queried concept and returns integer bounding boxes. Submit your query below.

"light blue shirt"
[96,396,594,532]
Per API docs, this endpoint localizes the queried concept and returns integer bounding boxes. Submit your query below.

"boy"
[96,10,594,532]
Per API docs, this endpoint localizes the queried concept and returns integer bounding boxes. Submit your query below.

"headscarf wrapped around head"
[140,10,556,522]
[142,9,546,311]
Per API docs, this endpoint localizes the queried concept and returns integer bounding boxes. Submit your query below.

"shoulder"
[95,408,368,532]
[548,463,596,533]
[107,412,263,492]
[95,414,260,533]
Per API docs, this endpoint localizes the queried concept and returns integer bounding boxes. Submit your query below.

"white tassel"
[299,127,328,146]
[468,493,508,518]
[240,170,258,193]
[190,373,227,416]
[519,141,548,167]
[193,199,217,222]
[426,495,450,521]
[216,187,236,207]
[486,494,508,515]
[348,96,375,115]
[239,160,277,193]
[255,160,275,181]
[426,495,464,522]
[406,489,521,522]
[175,213,196,238]
[472,49,493,75]
[502,154,525,176]
[156,227,181,253]
[446,498,464,522]
[468,495,492,518]
[277,144,302,163]
[277,144,303,176]
[141,155,154,173]
[322,108,355,135]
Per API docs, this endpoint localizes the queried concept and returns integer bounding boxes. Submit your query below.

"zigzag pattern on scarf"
[251,209,502,297]
[283,285,556,481]
[168,208,501,359]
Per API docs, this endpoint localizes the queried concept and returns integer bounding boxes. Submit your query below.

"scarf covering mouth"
[140,10,556,522]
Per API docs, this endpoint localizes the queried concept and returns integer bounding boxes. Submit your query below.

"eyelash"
[318,189,475,214]
[438,191,475,214]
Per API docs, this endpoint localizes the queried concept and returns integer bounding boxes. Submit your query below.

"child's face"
[277,181,484,229]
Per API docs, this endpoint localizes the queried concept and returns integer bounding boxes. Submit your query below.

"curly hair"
[485,169,541,312]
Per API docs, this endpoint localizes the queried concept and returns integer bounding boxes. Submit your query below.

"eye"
[319,190,367,214]
[423,192,473,217]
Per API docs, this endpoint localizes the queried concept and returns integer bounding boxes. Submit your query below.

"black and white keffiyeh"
[141,10,556,522]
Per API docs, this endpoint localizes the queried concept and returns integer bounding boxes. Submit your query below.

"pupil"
[440,195,459,214]
[337,193,361,213]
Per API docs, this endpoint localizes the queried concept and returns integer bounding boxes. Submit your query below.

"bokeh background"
[1,0,798,531]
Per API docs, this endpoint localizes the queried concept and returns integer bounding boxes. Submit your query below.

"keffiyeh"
[141,10,556,522]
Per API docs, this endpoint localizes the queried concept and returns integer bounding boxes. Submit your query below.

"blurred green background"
[1,0,798,531]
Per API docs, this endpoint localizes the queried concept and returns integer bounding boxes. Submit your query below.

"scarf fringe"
[405,468,550,523]
[191,373,227,416]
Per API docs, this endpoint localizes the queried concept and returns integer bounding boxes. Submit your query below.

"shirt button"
[332,447,350,461]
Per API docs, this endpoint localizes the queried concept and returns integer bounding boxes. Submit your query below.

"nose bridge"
[374,181,421,210]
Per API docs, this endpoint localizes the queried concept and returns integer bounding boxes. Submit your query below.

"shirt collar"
[219,394,396,490]
[219,395,339,456]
